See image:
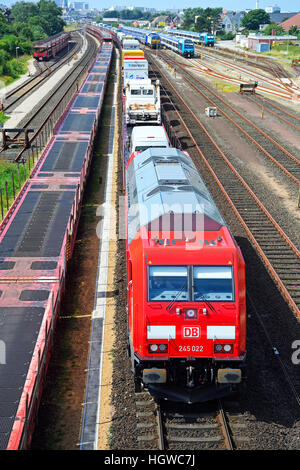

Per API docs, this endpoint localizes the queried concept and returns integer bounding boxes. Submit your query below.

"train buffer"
[1,128,34,150]
[239,82,258,94]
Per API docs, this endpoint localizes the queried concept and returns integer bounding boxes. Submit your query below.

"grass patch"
[0,159,31,218]
[264,44,300,60]
[0,112,9,124]
[214,80,239,92]
[0,55,32,87]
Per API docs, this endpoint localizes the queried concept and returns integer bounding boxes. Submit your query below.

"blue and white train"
[121,26,161,49]
[167,29,215,47]
[160,33,194,58]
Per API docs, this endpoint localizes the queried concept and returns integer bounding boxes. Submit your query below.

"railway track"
[241,93,300,131]
[147,52,300,322]
[3,31,82,112]
[132,53,300,452]
[197,44,292,80]
[2,32,99,163]
[135,393,249,450]
[152,51,300,186]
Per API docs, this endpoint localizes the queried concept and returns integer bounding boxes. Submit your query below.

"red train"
[33,32,71,61]
[125,146,246,403]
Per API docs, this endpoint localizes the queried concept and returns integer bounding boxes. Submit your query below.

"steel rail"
[217,400,234,450]
[12,34,99,162]
[148,53,300,320]
[157,53,300,186]
[196,46,293,89]
[156,403,165,450]
[247,94,300,127]
[196,44,290,78]
[247,292,300,410]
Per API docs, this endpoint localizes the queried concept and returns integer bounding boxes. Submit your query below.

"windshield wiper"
[166,282,187,311]
[193,287,217,313]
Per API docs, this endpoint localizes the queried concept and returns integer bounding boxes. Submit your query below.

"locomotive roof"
[126,147,226,244]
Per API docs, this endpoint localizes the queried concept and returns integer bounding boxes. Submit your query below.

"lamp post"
[16,46,20,60]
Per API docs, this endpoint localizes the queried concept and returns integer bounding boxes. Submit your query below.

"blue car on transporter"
[121,26,161,49]
[160,33,194,58]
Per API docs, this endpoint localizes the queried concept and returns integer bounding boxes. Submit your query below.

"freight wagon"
[33,32,71,61]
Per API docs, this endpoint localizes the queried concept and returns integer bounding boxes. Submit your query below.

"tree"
[11,2,39,22]
[241,9,270,30]
[38,0,65,35]
[0,10,8,34]
[182,8,222,33]
[263,22,284,35]
[288,25,299,35]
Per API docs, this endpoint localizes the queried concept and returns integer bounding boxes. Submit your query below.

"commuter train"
[33,32,71,61]
[121,26,161,49]
[160,33,194,58]
[125,146,246,403]
[168,29,215,47]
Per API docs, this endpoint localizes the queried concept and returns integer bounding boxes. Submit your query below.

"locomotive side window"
[148,266,188,302]
[193,266,234,302]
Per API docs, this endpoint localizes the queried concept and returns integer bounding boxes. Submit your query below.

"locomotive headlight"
[224,344,233,352]
[185,308,197,319]
[159,344,167,352]
[214,344,223,352]
[149,344,158,352]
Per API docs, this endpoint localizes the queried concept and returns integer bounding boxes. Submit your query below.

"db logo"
[183,327,200,338]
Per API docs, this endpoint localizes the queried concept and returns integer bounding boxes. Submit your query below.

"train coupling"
[147,383,233,404]
[217,368,242,384]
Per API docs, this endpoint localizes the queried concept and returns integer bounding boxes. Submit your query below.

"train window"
[148,266,188,302]
[135,145,167,152]
[143,89,153,95]
[193,266,234,302]
[131,89,141,95]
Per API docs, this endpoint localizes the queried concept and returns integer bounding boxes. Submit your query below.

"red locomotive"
[125,146,246,403]
[33,32,71,61]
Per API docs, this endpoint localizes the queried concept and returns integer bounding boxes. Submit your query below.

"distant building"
[269,12,298,24]
[280,13,300,31]
[219,11,246,33]
[247,33,297,50]
[151,16,172,27]
[265,5,281,13]
[69,2,89,10]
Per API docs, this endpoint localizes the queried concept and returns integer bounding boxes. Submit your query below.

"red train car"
[33,32,71,61]
[0,44,112,450]
[125,146,246,403]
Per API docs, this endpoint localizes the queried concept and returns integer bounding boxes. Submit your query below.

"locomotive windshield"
[148,266,188,301]
[148,265,234,302]
[193,266,234,301]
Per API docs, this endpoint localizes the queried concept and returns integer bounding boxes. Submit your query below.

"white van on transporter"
[130,125,170,154]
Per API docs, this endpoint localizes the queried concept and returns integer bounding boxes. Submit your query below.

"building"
[69,2,89,10]
[219,11,246,33]
[280,12,300,32]
[265,5,281,13]
[269,12,298,24]
[247,33,297,51]
[151,16,172,27]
